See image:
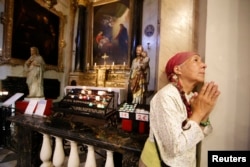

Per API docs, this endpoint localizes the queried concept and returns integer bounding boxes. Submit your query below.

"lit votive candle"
[95,96,100,101]
[81,89,85,94]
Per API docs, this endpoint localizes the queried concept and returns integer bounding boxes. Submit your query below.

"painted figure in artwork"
[115,23,129,58]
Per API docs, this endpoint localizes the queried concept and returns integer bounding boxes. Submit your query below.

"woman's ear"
[173,66,182,75]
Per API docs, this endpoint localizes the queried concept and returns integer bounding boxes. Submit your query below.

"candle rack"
[51,88,118,128]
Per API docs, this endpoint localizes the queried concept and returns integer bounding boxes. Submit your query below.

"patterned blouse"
[141,83,212,167]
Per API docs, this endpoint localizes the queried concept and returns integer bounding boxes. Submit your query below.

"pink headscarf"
[165,51,197,80]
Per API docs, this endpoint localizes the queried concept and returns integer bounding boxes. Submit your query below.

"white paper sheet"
[34,100,47,116]
[2,93,24,107]
[24,99,38,115]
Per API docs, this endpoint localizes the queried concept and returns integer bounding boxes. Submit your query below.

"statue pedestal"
[24,97,45,101]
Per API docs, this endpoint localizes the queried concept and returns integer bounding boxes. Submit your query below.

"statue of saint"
[24,47,45,98]
[129,45,150,104]
[141,51,150,92]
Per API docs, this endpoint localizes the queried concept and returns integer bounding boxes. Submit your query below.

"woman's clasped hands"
[190,82,221,124]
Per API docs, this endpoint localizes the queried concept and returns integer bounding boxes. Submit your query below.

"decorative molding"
[1,0,14,64]
[92,0,119,6]
[43,0,58,9]
[69,68,130,87]
[71,0,78,11]
[78,0,88,6]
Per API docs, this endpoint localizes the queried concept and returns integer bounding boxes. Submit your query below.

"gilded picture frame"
[2,0,65,71]
[88,0,132,67]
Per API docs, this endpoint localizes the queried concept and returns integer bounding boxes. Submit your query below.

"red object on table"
[122,119,133,132]
[15,99,52,116]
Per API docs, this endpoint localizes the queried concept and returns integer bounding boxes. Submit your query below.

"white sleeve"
[149,90,205,157]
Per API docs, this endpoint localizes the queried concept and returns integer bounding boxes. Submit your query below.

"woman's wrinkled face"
[177,55,207,83]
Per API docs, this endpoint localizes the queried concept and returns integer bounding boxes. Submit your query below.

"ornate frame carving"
[1,0,65,71]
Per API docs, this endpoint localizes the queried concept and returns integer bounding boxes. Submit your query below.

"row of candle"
[69,94,109,102]
[80,87,112,93]
[69,89,112,101]
[87,62,126,67]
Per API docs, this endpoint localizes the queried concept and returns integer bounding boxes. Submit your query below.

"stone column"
[130,0,144,62]
[74,0,87,72]
[127,0,144,103]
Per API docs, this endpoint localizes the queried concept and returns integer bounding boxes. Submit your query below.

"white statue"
[24,46,45,98]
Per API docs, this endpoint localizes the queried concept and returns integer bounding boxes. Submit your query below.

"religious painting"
[2,0,65,71]
[93,0,130,65]
[12,0,59,65]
